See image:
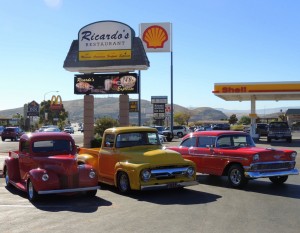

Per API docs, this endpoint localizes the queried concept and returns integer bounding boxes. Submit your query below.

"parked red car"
[3,132,99,201]
[166,131,298,188]
[1,127,24,141]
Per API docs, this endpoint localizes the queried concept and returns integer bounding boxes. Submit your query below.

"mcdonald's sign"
[50,95,63,110]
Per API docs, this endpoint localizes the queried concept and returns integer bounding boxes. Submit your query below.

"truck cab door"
[19,152,33,180]
[98,134,118,183]
[18,140,33,180]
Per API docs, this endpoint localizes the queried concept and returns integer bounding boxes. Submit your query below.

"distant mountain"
[0,107,24,119]
[0,97,295,124]
[190,107,227,121]
[217,106,297,119]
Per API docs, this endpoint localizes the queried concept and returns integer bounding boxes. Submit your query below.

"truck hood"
[119,147,190,165]
[34,154,78,174]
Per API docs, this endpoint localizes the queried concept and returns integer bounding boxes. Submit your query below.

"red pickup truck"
[3,132,99,201]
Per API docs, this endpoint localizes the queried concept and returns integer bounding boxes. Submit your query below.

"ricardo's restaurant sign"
[213,82,300,94]
[78,21,134,61]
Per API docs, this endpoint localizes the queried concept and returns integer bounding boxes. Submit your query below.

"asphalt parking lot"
[0,132,299,233]
[1,132,300,175]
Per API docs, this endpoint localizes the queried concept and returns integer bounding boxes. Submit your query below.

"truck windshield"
[116,132,160,148]
[32,140,73,154]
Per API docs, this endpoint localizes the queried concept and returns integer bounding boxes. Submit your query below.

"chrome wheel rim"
[230,169,241,185]
[5,172,9,185]
[28,182,34,199]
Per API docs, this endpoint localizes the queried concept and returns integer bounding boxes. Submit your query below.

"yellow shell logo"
[142,25,168,49]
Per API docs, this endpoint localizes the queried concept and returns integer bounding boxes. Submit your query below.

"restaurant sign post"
[64,20,150,147]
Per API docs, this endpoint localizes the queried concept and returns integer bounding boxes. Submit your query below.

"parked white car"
[172,125,190,138]
[64,126,74,134]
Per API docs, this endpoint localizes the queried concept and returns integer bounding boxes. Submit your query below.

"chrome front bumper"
[141,180,198,191]
[245,168,299,179]
[38,186,100,195]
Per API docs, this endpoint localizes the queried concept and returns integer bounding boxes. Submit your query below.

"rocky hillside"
[0,97,228,124]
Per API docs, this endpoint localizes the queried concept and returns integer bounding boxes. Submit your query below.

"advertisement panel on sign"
[153,104,165,113]
[74,73,139,95]
[27,101,40,117]
[140,23,172,52]
[129,101,138,112]
[153,113,165,120]
[78,21,134,61]
[151,96,168,104]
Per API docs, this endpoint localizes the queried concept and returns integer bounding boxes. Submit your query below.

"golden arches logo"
[142,25,168,49]
[50,95,63,110]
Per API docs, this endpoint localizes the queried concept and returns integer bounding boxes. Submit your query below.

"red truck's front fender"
[28,169,60,192]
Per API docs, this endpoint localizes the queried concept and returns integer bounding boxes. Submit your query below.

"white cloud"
[44,0,62,8]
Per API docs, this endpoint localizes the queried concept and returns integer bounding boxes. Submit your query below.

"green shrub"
[231,125,244,131]
[90,137,102,148]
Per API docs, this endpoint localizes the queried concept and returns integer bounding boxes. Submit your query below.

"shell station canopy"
[213,81,300,137]
[213,82,300,101]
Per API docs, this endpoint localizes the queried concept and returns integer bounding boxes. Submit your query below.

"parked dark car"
[212,123,230,130]
[1,127,24,141]
[152,126,174,142]
[267,122,292,143]
[0,126,4,136]
[256,123,268,136]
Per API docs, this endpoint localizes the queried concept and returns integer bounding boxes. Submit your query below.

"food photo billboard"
[74,73,139,95]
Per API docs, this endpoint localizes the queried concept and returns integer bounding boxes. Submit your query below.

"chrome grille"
[251,161,295,172]
[150,166,190,180]
[59,173,79,189]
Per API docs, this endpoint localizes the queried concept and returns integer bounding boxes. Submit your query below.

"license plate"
[167,182,178,188]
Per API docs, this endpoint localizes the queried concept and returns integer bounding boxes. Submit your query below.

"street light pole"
[43,90,59,124]
[44,90,59,103]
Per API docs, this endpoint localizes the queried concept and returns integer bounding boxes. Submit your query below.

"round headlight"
[186,166,195,177]
[89,170,96,179]
[42,173,49,181]
[291,152,297,160]
[253,154,260,161]
[141,169,151,181]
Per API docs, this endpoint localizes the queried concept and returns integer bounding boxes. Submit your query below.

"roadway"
[0,131,299,233]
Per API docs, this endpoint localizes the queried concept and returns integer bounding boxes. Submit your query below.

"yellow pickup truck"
[77,126,198,193]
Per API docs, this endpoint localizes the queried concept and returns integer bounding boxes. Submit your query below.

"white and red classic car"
[166,130,298,188]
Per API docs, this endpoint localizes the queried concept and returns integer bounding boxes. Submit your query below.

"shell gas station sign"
[140,23,172,52]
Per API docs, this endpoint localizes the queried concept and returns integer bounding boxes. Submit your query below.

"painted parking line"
[0,204,34,208]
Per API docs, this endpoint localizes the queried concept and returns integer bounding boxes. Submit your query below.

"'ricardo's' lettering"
[81,30,130,41]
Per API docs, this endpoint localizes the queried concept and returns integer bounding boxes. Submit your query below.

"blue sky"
[0,0,299,112]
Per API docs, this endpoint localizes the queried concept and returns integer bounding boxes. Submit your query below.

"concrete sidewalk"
[0,152,6,177]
